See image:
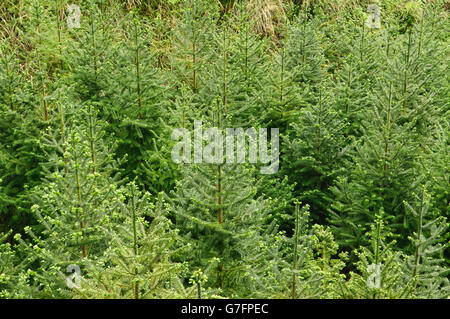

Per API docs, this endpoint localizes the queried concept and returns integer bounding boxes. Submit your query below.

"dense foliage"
[0,0,448,299]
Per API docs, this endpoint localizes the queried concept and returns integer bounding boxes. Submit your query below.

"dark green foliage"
[106,14,172,193]
[170,161,279,296]
[1,0,448,300]
[283,87,348,225]
[0,40,47,234]
[403,188,449,298]
[329,78,420,251]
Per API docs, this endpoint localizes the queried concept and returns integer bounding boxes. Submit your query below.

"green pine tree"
[403,188,449,298]
[75,182,184,299]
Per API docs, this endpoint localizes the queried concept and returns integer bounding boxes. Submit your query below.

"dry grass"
[241,0,288,40]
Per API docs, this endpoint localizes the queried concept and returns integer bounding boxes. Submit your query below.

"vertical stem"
[217,102,224,287]
[292,204,299,299]
[240,4,249,90]
[4,52,14,111]
[218,18,226,227]
[34,4,48,121]
[301,12,307,64]
[90,8,98,81]
[375,217,381,267]
[58,91,68,174]
[383,82,392,173]
[360,24,365,63]
[193,39,197,93]
[217,165,223,224]
[56,0,63,70]
[412,190,424,278]
[345,61,352,113]
[73,133,87,258]
[402,29,412,111]
[386,30,390,58]
[88,105,96,174]
[415,14,424,74]
[134,20,142,119]
[245,29,249,89]
[418,15,424,59]
[222,23,227,107]
[192,3,198,93]
[42,79,48,121]
[280,49,284,102]
[131,185,139,299]
[33,2,48,121]
[316,91,322,156]
[372,214,382,299]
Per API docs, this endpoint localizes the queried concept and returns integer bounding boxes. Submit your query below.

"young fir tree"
[260,10,327,133]
[106,13,172,193]
[68,0,117,106]
[170,161,273,297]
[329,78,419,252]
[333,20,382,138]
[17,103,124,297]
[422,121,449,261]
[258,46,302,133]
[282,86,348,226]
[169,108,284,297]
[341,212,415,299]
[74,182,184,299]
[285,12,327,88]
[263,203,348,299]
[270,204,322,299]
[390,17,438,161]
[27,0,51,122]
[199,12,254,128]
[0,39,47,234]
[171,0,217,95]
[213,0,269,127]
[233,1,268,99]
[309,223,347,299]
[260,42,301,133]
[385,4,448,138]
[403,188,449,298]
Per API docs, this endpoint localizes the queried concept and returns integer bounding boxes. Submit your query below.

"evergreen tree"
[385,4,448,137]
[403,188,449,298]
[283,86,348,225]
[329,79,419,251]
[341,212,415,299]
[170,157,283,297]
[19,104,123,297]
[75,182,184,299]
[106,13,172,193]
[171,0,217,95]
[260,39,302,132]
[274,204,323,299]
[333,20,382,138]
[0,39,47,234]
[423,121,449,266]
[68,1,116,105]
[285,13,326,87]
